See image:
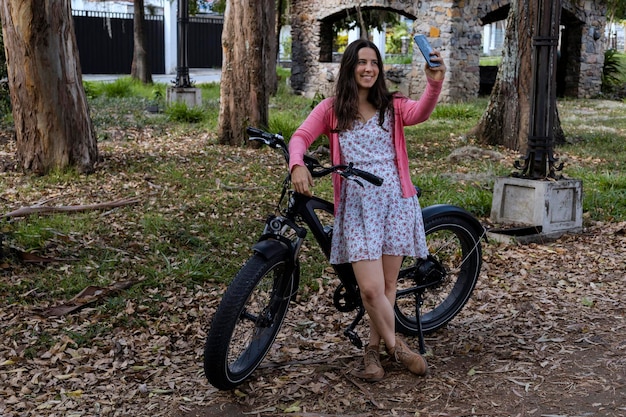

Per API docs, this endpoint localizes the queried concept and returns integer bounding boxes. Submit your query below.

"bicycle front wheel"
[204,252,296,390]
[395,214,482,335]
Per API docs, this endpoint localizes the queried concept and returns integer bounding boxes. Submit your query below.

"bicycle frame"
[244,127,481,351]
[204,128,484,390]
[252,173,385,348]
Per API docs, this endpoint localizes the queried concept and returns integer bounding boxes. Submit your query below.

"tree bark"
[355,4,368,39]
[0,0,98,174]
[218,0,276,146]
[471,0,531,151]
[265,0,277,95]
[275,0,285,94]
[131,0,153,84]
[470,0,563,152]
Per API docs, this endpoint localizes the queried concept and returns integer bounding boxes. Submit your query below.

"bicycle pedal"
[344,329,363,349]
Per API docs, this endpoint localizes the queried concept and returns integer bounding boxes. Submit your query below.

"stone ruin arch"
[290,0,607,101]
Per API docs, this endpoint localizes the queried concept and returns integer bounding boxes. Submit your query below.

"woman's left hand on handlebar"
[425,50,446,81]
[291,164,314,196]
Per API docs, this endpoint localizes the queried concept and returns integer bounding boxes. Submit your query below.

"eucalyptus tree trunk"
[0,0,98,174]
[131,0,153,84]
[471,0,564,152]
[471,0,532,151]
[275,0,285,94]
[218,0,276,146]
[355,4,368,39]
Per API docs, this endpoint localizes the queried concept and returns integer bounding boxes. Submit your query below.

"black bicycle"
[204,127,484,390]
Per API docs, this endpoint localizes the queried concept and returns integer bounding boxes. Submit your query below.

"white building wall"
[72,0,141,14]
[71,0,213,15]
[482,21,505,56]
[606,22,625,51]
[346,27,386,59]
[163,1,177,74]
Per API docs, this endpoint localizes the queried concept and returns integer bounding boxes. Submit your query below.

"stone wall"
[290,0,606,101]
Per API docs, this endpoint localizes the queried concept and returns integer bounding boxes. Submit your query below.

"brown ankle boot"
[354,345,384,382]
[388,338,428,376]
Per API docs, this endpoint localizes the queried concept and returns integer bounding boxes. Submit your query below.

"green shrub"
[101,77,136,98]
[165,101,205,123]
[269,113,301,140]
[602,49,624,92]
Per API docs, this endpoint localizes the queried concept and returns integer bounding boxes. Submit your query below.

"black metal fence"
[72,10,223,75]
[188,15,223,68]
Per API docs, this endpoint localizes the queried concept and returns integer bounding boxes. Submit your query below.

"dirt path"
[172,223,626,417]
[0,213,624,417]
[0,130,624,417]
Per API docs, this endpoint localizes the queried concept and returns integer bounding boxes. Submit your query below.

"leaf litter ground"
[0,112,625,417]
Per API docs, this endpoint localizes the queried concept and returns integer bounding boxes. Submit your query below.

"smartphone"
[413,34,440,68]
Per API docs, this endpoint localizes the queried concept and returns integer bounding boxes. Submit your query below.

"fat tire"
[395,214,482,335]
[204,252,295,390]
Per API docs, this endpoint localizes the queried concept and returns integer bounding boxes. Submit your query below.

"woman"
[288,39,446,381]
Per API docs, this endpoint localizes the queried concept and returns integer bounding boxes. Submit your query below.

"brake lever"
[341,162,372,188]
[249,136,271,146]
[338,164,364,187]
[351,177,365,187]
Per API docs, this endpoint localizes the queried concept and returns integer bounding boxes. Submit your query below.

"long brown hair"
[333,39,394,132]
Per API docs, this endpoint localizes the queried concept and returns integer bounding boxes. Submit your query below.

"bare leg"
[352,255,403,350]
[353,255,427,378]
[360,255,403,349]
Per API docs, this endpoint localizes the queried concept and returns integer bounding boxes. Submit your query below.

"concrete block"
[491,177,583,235]
[166,87,202,108]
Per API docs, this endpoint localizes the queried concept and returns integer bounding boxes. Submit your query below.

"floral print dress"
[329,112,429,265]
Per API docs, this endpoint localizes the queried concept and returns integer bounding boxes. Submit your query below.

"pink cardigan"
[288,78,443,209]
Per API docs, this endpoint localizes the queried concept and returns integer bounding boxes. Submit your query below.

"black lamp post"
[175,0,192,88]
[515,0,563,179]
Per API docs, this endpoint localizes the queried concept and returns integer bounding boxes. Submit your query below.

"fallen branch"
[17,249,76,263]
[343,373,384,410]
[34,279,140,317]
[3,197,140,219]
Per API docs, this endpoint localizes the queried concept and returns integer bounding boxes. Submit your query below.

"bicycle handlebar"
[247,127,383,187]
[247,127,277,142]
[348,165,384,187]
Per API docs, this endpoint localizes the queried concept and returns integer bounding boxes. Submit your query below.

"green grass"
[480,56,502,66]
[1,70,625,306]
[570,170,626,221]
[84,77,221,136]
[84,76,164,100]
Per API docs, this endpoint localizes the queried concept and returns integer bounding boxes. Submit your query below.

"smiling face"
[354,47,380,92]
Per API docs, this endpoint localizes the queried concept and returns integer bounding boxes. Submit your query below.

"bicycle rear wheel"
[204,252,296,390]
[395,214,482,335]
